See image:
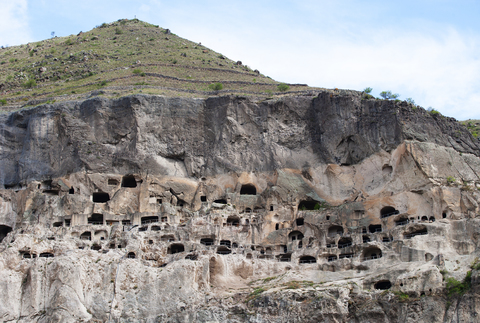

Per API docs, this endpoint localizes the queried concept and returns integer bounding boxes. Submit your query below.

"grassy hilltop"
[0,18,319,112]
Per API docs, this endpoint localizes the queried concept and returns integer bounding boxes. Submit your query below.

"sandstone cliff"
[0,91,479,322]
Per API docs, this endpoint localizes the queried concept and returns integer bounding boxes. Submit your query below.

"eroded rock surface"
[0,92,479,322]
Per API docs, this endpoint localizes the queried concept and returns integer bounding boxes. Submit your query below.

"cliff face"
[1,92,477,185]
[0,92,480,322]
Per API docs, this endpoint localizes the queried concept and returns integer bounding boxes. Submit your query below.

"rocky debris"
[0,93,479,322]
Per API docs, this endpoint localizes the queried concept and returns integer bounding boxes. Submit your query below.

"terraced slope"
[0,19,316,112]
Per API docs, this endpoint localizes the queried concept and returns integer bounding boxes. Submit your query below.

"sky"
[1,0,479,120]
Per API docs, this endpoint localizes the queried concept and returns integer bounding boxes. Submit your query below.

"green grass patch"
[277,83,289,92]
[208,82,223,91]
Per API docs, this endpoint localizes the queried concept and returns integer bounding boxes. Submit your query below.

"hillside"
[0,19,317,112]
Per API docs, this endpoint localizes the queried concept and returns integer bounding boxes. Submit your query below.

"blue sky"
[1,0,479,120]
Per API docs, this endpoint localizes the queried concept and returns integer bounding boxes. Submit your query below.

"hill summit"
[0,18,316,112]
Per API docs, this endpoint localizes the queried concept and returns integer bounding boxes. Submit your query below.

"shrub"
[277,83,289,92]
[208,82,223,91]
[406,98,415,105]
[445,272,472,298]
[428,108,441,116]
[99,80,107,86]
[132,68,143,75]
[379,91,399,100]
[64,39,74,46]
[363,87,373,94]
[0,99,6,106]
[115,27,123,35]
[446,176,455,184]
[23,79,37,89]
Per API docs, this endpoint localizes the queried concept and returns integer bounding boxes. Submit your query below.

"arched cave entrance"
[289,231,304,241]
[374,280,392,290]
[328,225,344,237]
[0,225,12,243]
[363,247,382,261]
[380,206,399,218]
[168,243,185,254]
[240,184,256,195]
[298,200,319,211]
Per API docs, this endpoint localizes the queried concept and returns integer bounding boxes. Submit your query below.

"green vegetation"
[363,87,372,94]
[460,120,480,138]
[445,272,472,297]
[405,98,415,105]
[132,68,145,77]
[393,291,410,302]
[446,176,456,185]
[0,18,317,112]
[23,79,37,89]
[428,108,441,116]
[262,276,277,283]
[284,281,301,289]
[246,287,266,302]
[470,258,480,270]
[0,99,6,106]
[208,82,223,91]
[277,83,290,92]
[379,90,399,100]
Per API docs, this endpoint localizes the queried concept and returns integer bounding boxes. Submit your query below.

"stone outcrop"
[0,92,479,322]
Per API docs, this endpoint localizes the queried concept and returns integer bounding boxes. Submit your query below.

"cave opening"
[92,192,110,203]
[374,280,392,290]
[240,184,256,195]
[121,175,137,188]
[0,225,12,243]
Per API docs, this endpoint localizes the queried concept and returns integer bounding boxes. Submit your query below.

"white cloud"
[167,12,480,119]
[0,0,31,46]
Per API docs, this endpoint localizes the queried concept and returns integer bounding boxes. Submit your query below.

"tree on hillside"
[379,91,399,100]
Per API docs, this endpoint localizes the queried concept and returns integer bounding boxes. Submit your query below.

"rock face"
[0,92,480,322]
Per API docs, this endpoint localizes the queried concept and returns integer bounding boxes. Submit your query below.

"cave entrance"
[299,256,317,264]
[141,216,158,224]
[121,175,137,188]
[363,247,382,261]
[216,246,231,255]
[374,280,392,290]
[298,200,319,210]
[380,206,399,218]
[240,184,256,195]
[369,224,382,233]
[88,213,103,225]
[92,192,110,203]
[328,225,344,237]
[168,243,185,254]
[220,240,231,248]
[201,238,214,246]
[289,231,304,241]
[226,216,240,227]
[80,232,91,240]
[338,237,352,248]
